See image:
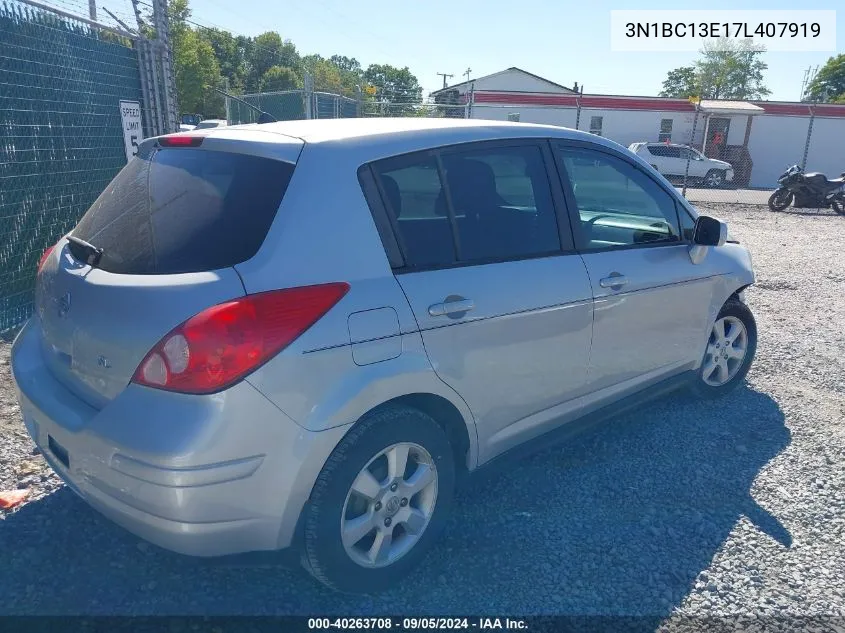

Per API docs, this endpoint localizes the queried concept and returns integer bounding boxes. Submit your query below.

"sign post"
[119,100,143,163]
[682,96,701,198]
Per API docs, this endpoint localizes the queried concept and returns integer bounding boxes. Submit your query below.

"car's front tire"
[301,405,455,593]
[689,299,757,399]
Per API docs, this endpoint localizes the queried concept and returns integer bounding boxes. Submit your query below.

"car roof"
[206,117,609,148]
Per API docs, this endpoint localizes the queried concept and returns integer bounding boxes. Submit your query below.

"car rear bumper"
[11,320,350,557]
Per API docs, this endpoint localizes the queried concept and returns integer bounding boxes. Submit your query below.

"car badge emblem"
[57,292,71,318]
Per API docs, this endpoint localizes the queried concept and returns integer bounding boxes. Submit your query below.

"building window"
[589,116,603,136]
[659,118,673,142]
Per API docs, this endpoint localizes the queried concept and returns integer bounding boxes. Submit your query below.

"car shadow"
[0,385,790,626]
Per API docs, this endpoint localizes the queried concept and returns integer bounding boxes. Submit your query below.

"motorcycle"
[768,165,845,214]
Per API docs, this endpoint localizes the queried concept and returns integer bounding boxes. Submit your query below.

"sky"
[104,0,843,101]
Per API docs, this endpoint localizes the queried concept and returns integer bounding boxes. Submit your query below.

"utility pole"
[800,65,819,102]
[88,0,96,20]
[464,67,472,84]
[437,73,453,89]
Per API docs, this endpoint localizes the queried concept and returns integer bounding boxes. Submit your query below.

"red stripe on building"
[472,92,694,111]
[755,103,845,117]
[754,103,813,116]
[473,92,579,106]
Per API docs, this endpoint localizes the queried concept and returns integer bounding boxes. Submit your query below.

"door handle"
[428,298,475,317]
[599,274,628,289]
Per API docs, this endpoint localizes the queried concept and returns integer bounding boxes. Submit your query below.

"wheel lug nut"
[400,498,408,507]
[390,483,398,492]
[384,518,392,527]
[374,502,382,511]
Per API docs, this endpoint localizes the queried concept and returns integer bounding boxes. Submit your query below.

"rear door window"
[372,143,562,269]
[375,156,456,269]
[72,148,294,274]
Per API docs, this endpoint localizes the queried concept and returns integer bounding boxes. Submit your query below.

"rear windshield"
[72,147,294,274]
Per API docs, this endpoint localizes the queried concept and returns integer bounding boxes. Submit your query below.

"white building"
[432,68,845,189]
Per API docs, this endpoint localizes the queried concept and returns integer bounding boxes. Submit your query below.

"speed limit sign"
[119,100,143,163]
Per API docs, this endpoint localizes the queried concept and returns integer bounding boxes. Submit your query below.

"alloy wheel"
[340,442,438,568]
[702,316,749,387]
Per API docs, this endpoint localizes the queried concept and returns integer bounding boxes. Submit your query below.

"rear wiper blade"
[66,235,104,267]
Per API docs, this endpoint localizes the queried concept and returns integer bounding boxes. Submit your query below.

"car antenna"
[212,87,277,124]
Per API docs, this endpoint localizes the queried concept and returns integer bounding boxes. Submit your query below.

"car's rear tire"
[704,169,725,188]
[301,405,455,593]
[689,299,757,399]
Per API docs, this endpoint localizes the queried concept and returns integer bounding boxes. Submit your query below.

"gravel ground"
[1,203,844,627]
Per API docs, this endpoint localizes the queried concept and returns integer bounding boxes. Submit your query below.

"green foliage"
[806,55,845,103]
[658,66,699,99]
[198,28,246,92]
[260,65,301,92]
[246,32,301,91]
[363,64,422,115]
[660,40,770,100]
[173,28,224,116]
[166,0,422,118]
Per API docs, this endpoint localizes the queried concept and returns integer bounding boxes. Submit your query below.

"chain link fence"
[225,86,359,125]
[359,102,467,119]
[0,0,147,332]
[0,0,175,333]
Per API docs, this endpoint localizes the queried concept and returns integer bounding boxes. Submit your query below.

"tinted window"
[557,146,681,250]
[73,148,294,274]
[374,144,561,268]
[440,145,560,261]
[649,145,681,158]
[376,156,456,268]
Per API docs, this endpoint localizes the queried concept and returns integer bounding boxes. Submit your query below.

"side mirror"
[693,215,727,246]
[688,215,728,264]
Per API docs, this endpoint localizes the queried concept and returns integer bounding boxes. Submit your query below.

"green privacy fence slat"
[0,0,143,332]
[228,91,306,124]
[226,90,359,124]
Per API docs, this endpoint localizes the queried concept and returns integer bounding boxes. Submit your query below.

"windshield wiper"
[66,235,104,267]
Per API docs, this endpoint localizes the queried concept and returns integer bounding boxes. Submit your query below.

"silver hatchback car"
[12,118,757,593]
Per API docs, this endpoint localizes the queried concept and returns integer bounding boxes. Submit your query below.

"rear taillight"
[37,244,56,272]
[132,283,350,394]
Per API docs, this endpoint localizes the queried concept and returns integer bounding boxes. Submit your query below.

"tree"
[246,32,301,91]
[806,54,845,102]
[329,55,362,77]
[259,66,301,92]
[173,28,224,115]
[363,64,422,115]
[198,28,247,93]
[659,39,770,100]
[659,66,699,99]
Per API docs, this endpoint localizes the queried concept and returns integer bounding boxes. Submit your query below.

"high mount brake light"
[132,283,350,394]
[158,135,204,148]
